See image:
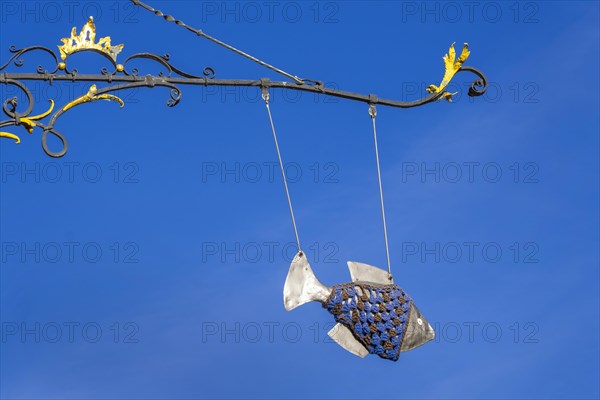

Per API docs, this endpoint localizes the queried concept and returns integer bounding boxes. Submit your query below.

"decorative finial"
[427,42,471,102]
[58,16,124,62]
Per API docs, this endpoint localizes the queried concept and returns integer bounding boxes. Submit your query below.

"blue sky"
[0,1,599,399]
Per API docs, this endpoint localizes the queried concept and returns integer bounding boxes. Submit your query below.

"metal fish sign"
[284,251,435,361]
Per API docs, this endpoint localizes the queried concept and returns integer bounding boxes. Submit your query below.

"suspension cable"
[262,88,302,253]
[369,104,392,279]
[130,0,304,84]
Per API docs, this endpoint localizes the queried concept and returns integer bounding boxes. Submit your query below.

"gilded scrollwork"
[426,43,472,102]
[0,16,214,157]
[58,17,124,62]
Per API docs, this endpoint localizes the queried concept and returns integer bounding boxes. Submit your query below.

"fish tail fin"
[283,251,330,311]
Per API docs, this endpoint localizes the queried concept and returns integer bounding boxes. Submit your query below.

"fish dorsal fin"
[347,261,394,285]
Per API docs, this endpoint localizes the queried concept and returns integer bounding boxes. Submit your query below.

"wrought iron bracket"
[0,16,488,158]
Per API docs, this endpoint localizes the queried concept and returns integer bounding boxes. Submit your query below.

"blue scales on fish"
[283,251,435,361]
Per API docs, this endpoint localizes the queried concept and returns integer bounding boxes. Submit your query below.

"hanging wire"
[130,0,304,84]
[369,104,392,279]
[262,88,302,253]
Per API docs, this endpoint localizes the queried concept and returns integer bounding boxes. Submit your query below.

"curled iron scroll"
[0,17,488,158]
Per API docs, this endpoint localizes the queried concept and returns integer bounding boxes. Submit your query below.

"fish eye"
[417,318,423,326]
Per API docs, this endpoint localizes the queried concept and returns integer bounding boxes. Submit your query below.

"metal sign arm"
[0,16,488,158]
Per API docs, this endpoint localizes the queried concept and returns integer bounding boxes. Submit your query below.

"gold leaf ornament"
[58,17,124,62]
[0,132,21,144]
[427,42,470,102]
[0,100,55,144]
[62,85,124,113]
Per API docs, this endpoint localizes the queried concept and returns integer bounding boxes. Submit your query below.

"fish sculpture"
[284,251,435,361]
